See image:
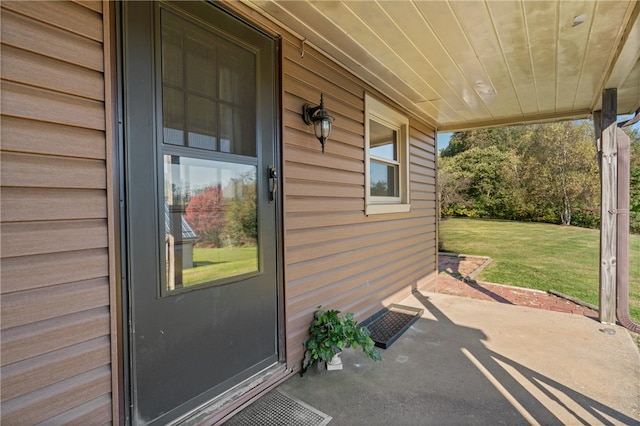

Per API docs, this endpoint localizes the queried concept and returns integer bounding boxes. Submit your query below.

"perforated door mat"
[224,390,332,426]
[361,304,424,349]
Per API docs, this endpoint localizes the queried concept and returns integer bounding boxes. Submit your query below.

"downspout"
[616,117,640,333]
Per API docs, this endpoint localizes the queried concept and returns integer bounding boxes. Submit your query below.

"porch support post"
[598,88,618,324]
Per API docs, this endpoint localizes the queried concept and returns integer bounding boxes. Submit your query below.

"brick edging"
[438,252,493,281]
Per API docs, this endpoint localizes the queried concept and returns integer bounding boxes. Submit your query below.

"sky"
[436,115,640,153]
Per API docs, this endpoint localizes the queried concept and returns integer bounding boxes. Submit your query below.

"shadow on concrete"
[412,292,636,425]
[438,256,514,305]
[272,291,639,425]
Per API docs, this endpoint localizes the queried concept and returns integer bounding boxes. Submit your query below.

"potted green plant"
[301,307,381,376]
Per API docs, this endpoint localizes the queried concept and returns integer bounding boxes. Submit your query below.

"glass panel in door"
[160,9,256,156]
[164,155,258,291]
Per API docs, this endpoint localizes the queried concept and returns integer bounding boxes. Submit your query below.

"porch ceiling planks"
[247,0,640,131]
[606,6,640,113]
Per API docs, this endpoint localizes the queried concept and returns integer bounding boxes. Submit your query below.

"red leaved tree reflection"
[185,184,225,247]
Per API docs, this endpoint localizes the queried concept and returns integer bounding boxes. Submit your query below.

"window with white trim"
[365,94,410,215]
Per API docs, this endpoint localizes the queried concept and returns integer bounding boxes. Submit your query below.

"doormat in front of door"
[360,304,424,349]
[225,389,332,426]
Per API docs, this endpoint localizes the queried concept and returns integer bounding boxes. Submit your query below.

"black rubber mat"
[361,304,424,349]
[224,390,332,426]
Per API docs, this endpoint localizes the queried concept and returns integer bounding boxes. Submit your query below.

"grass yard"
[439,218,640,322]
[183,246,258,286]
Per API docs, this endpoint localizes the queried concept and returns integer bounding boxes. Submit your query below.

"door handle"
[268,165,278,202]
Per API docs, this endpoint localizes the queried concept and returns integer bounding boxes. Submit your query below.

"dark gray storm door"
[122,2,280,424]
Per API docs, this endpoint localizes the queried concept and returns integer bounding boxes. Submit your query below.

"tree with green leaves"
[438,121,601,228]
[223,172,257,247]
[440,126,532,158]
[520,121,598,226]
[439,145,524,219]
[625,126,640,233]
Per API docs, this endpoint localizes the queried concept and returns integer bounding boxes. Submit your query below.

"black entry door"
[122,2,279,423]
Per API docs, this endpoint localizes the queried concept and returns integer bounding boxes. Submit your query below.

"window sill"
[366,203,411,215]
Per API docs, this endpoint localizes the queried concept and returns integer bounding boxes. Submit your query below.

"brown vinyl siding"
[195,0,439,373]
[0,0,439,420]
[281,37,437,367]
[1,1,113,424]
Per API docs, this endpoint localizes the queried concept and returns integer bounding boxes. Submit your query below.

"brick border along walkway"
[436,253,598,320]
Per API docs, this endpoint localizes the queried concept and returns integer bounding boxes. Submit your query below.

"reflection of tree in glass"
[171,181,190,208]
[185,185,225,247]
[371,180,389,196]
[224,172,257,247]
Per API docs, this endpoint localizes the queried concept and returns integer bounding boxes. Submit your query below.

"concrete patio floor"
[275,290,640,425]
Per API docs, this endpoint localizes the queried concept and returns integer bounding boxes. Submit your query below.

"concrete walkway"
[277,291,640,425]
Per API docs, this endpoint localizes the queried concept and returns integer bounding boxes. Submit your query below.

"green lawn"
[439,218,640,322]
[183,246,258,286]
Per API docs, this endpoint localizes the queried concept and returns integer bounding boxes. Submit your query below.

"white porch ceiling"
[247,0,640,131]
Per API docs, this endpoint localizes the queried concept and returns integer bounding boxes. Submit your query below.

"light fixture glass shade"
[301,94,335,153]
[314,117,332,140]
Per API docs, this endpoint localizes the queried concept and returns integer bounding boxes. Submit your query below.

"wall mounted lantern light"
[302,94,335,153]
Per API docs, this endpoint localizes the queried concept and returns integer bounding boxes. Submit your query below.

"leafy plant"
[301,307,381,376]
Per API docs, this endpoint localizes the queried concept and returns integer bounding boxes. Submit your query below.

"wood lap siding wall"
[281,38,438,367]
[1,1,114,424]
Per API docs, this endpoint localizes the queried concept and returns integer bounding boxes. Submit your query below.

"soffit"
[247,0,639,131]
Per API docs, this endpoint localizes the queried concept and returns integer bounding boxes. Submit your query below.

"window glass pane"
[164,155,258,290]
[160,9,257,156]
[370,160,399,197]
[219,46,256,156]
[162,24,183,86]
[220,104,255,155]
[162,14,184,146]
[219,49,255,105]
[186,39,216,96]
[163,85,185,145]
[187,95,217,150]
[369,120,397,161]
